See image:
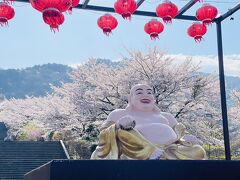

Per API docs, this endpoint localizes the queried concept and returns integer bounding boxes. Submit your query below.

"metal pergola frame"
[15,0,240,160]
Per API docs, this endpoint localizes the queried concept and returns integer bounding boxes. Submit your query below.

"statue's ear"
[126,95,132,110]
[127,95,131,104]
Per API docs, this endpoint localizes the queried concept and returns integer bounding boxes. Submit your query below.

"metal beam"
[13,0,197,21]
[82,0,90,9]
[9,0,28,3]
[216,20,231,160]
[219,3,240,22]
[75,4,197,21]
[178,0,197,16]
[137,0,145,8]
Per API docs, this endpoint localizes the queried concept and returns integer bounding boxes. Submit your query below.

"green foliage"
[16,121,44,141]
[64,140,95,159]
[81,123,99,142]
[51,129,74,141]
[203,144,225,160]
[203,144,240,160]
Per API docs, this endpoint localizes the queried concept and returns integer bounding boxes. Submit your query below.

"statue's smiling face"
[130,84,155,112]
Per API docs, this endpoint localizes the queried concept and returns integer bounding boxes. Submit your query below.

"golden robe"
[91,121,207,160]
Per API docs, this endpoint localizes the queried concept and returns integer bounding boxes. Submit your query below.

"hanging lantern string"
[83,10,105,16]
[88,9,161,23]
[145,0,163,5]
[86,10,118,18]
[132,15,154,21]
[178,19,198,25]
[89,9,154,22]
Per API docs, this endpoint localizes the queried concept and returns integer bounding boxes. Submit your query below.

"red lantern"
[68,0,80,14]
[30,0,71,31]
[114,0,137,20]
[144,19,164,40]
[97,14,118,36]
[187,23,207,43]
[156,1,178,24]
[196,4,218,25]
[30,0,72,13]
[42,8,65,32]
[0,2,15,27]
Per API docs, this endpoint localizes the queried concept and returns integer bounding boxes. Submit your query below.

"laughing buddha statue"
[91,84,207,160]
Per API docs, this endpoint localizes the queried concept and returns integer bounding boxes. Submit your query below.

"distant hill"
[96,58,124,68]
[0,63,72,99]
[225,76,240,90]
[0,60,240,100]
[196,72,240,105]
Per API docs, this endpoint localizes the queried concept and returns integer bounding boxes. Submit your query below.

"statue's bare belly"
[136,123,177,146]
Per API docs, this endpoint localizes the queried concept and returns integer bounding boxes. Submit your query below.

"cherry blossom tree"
[229,90,240,121]
[228,90,240,152]
[53,48,222,145]
[0,95,81,139]
[0,48,225,145]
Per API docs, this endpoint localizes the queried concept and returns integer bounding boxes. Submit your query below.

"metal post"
[216,20,231,160]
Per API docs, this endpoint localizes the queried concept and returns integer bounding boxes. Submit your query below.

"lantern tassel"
[150,33,159,41]
[67,7,73,15]
[103,28,112,36]
[203,19,213,26]
[194,36,205,43]
[122,13,132,21]
[0,18,9,27]
[163,16,173,24]
[50,26,59,33]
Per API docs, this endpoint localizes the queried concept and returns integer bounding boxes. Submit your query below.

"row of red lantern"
[97,14,207,42]
[113,0,217,25]
[98,1,218,42]
[0,0,218,42]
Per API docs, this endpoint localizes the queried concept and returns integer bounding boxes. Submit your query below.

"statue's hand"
[182,134,198,145]
[117,116,136,131]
